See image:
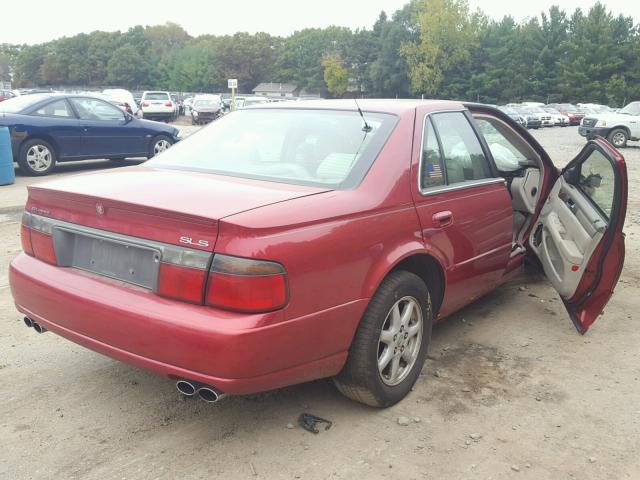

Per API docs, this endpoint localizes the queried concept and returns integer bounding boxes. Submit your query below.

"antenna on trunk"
[354,98,372,133]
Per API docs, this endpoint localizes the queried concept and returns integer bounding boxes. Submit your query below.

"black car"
[498,106,527,128]
[511,106,542,129]
[0,93,181,176]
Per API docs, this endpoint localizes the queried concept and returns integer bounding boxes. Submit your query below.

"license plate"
[53,229,160,289]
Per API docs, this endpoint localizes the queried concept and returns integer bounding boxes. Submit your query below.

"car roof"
[248,98,465,115]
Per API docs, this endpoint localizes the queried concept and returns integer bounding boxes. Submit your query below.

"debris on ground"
[298,413,332,434]
[397,416,411,426]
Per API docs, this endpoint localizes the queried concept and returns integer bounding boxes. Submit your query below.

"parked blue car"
[0,93,181,176]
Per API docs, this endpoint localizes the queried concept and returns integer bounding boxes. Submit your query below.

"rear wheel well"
[21,134,59,158]
[391,254,445,315]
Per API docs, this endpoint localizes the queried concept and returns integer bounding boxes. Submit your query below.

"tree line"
[1,0,638,106]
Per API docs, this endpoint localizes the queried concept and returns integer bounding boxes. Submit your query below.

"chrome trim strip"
[416,109,506,197]
[28,213,211,270]
[420,177,507,196]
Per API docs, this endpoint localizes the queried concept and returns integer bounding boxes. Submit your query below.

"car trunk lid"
[26,166,331,250]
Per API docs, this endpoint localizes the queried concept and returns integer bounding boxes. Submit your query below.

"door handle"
[432,210,453,227]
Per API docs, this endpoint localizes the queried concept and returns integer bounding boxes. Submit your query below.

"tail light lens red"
[205,255,288,312]
[157,262,207,304]
[21,212,56,264]
[142,101,149,107]
[20,213,34,256]
[165,101,173,107]
[30,230,57,264]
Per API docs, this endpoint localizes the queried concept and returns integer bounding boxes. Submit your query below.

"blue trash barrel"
[0,127,15,186]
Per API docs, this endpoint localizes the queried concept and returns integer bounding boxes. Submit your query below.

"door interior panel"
[511,168,540,214]
[530,178,604,298]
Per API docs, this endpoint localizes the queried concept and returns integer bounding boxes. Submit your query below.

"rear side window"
[431,112,492,185]
[420,118,445,189]
[33,99,73,118]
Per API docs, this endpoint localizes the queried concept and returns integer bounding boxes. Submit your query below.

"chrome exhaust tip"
[32,322,47,334]
[24,317,34,328]
[175,380,198,396]
[197,387,226,403]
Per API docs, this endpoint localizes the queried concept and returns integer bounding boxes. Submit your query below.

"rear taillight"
[21,212,56,264]
[142,101,149,107]
[165,101,173,107]
[157,262,207,304]
[20,213,33,255]
[205,255,288,312]
[30,230,57,264]
[155,247,211,304]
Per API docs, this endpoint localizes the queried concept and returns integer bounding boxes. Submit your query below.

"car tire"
[333,270,432,407]
[608,128,628,148]
[148,135,173,158]
[18,138,57,176]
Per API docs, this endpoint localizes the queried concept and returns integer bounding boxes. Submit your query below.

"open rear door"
[529,138,627,334]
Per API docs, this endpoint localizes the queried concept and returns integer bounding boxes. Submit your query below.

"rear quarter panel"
[215,110,428,329]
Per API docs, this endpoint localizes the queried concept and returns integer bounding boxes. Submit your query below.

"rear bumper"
[10,253,362,394]
[578,126,609,139]
[142,111,174,118]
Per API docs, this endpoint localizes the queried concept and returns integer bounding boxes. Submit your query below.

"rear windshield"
[194,100,219,108]
[148,108,397,188]
[0,94,51,113]
[144,92,169,100]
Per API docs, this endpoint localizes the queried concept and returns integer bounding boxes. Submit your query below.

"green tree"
[106,44,149,89]
[322,54,349,97]
[401,0,481,96]
[13,45,46,87]
[368,6,416,97]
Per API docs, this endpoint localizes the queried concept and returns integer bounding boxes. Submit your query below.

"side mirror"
[563,165,580,185]
[124,112,134,123]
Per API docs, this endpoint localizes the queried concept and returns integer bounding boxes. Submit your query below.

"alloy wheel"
[612,132,626,147]
[377,296,423,386]
[26,145,53,172]
[154,139,171,155]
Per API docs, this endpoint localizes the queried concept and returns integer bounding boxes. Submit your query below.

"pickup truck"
[579,101,640,148]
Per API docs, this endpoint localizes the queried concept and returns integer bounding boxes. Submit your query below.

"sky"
[3,0,639,45]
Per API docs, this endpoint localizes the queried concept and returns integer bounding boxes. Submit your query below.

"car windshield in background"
[0,94,50,113]
[499,107,518,115]
[148,109,397,188]
[194,100,218,108]
[559,104,579,113]
[620,103,640,116]
[145,93,169,100]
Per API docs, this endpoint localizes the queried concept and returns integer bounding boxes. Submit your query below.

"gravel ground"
[1,125,639,480]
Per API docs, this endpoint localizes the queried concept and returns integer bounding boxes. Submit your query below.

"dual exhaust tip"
[176,380,225,403]
[24,317,47,334]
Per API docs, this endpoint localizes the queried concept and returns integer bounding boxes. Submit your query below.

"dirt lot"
[1,125,639,480]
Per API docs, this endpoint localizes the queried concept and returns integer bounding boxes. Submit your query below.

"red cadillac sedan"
[10,100,627,407]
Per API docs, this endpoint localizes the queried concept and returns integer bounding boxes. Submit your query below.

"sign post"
[228,79,238,111]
